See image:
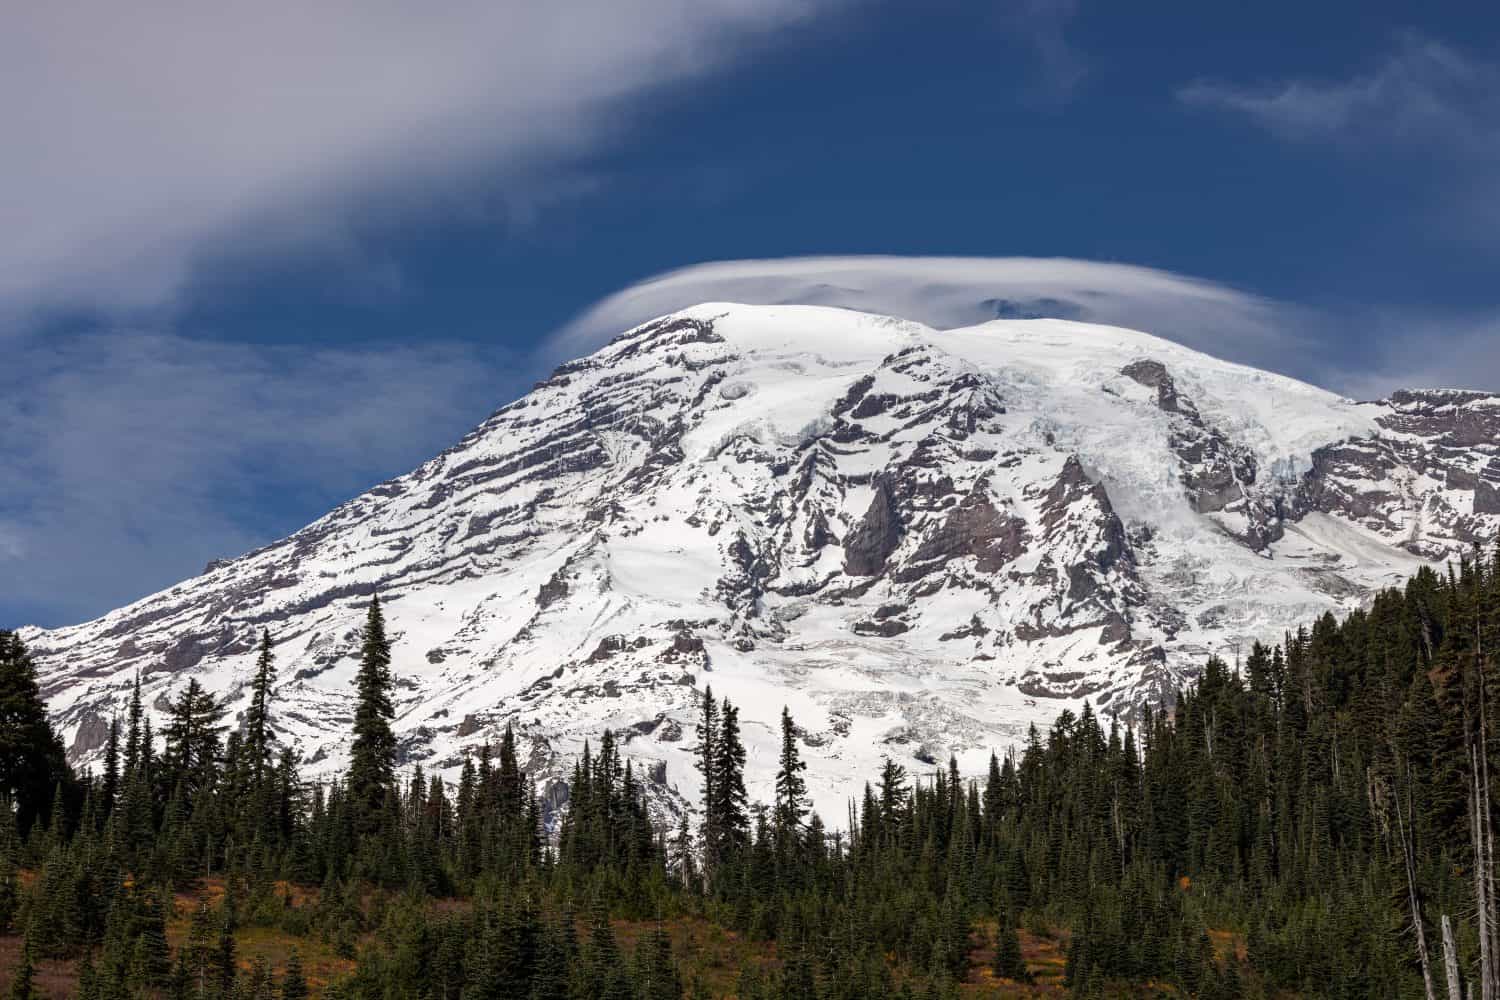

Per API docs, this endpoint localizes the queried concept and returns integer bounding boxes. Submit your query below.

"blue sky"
[4,0,1499,627]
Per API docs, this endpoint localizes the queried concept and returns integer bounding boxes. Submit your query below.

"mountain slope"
[21,304,1500,823]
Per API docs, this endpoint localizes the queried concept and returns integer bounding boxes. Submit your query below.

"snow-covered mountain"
[21,304,1500,823]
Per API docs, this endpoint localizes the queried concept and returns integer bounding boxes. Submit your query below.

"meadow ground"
[0,878,1232,998]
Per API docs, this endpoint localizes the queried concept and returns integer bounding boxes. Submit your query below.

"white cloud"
[0,332,519,626]
[997,0,1086,103]
[1172,37,1500,393]
[544,253,1500,400]
[1330,309,1500,402]
[1178,36,1497,147]
[0,0,844,321]
[8,253,1498,628]
[1178,36,1500,243]
[545,255,1315,374]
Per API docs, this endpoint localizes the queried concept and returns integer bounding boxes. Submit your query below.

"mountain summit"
[23,304,1500,821]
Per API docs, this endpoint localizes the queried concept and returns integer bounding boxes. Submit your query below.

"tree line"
[2,551,1500,997]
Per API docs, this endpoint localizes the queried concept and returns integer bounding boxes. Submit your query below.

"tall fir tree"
[0,631,69,836]
[713,700,750,858]
[773,706,808,840]
[245,628,277,785]
[695,687,721,870]
[993,910,1030,983]
[123,673,144,779]
[281,948,308,1000]
[100,716,120,822]
[161,678,225,808]
[348,595,396,832]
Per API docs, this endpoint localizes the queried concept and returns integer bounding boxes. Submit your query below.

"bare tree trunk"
[1480,624,1498,997]
[1470,617,1499,1000]
[1112,792,1125,877]
[1445,914,1465,1000]
[1396,773,1438,1000]
[1473,750,1492,1000]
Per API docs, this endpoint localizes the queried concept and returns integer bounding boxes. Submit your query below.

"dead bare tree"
[1445,913,1464,1000]
[1393,760,1437,1000]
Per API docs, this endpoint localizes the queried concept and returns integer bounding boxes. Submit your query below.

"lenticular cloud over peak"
[545,255,1310,379]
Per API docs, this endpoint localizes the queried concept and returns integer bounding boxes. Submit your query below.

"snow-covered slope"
[22,304,1500,824]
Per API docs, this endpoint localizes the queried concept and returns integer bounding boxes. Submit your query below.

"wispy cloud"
[1012,0,1087,102]
[1172,37,1500,391]
[9,253,1499,627]
[0,0,1118,629]
[1178,36,1500,237]
[1330,308,1500,402]
[545,254,1500,399]
[0,332,519,626]
[1178,36,1496,145]
[0,0,847,323]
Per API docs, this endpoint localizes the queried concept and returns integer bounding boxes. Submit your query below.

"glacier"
[21,303,1500,825]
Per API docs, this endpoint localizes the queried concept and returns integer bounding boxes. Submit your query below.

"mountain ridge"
[21,303,1500,824]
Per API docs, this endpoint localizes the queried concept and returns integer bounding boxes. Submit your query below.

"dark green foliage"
[348,595,395,833]
[161,677,226,808]
[695,688,721,873]
[0,632,69,837]
[634,926,683,1000]
[5,937,35,1000]
[993,909,1029,983]
[773,706,807,844]
[713,701,749,858]
[246,629,278,786]
[11,550,1500,998]
[281,948,308,1000]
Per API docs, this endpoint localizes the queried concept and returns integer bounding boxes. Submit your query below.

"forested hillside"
[4,551,1500,998]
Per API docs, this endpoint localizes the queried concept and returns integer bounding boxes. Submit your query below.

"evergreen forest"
[4,553,1500,999]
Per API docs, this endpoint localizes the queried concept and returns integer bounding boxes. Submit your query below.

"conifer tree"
[632,926,683,1000]
[162,678,225,807]
[215,915,238,997]
[695,687,721,869]
[497,722,522,815]
[5,936,36,1000]
[135,889,173,986]
[0,632,69,836]
[878,757,908,838]
[245,629,277,785]
[101,717,120,821]
[123,674,144,779]
[246,956,274,1000]
[0,856,14,936]
[774,707,808,840]
[714,700,750,858]
[186,901,215,996]
[993,910,1030,983]
[348,595,396,831]
[281,948,308,1000]
[77,950,101,1000]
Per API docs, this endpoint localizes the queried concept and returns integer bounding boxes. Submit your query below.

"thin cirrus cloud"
[1177,35,1496,144]
[0,0,848,322]
[0,332,523,628]
[1,0,1110,629]
[0,0,854,627]
[1178,35,1500,235]
[9,254,1500,629]
[1171,35,1500,394]
[1004,0,1086,103]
